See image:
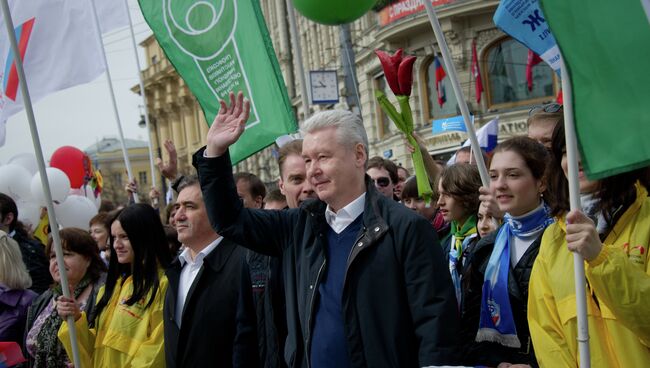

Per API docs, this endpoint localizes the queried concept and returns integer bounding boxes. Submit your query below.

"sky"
[0,0,154,165]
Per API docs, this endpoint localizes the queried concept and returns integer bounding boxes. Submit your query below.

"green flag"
[540,0,650,179]
[138,0,297,164]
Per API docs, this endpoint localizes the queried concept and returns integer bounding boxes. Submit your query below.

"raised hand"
[205,91,251,157]
[125,179,137,195]
[156,139,178,181]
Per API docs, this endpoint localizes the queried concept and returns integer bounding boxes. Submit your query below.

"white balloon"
[17,200,41,230]
[54,195,98,230]
[0,164,33,202]
[30,168,71,206]
[8,153,38,176]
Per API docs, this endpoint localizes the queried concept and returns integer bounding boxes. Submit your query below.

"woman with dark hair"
[57,204,172,367]
[24,228,106,368]
[528,123,650,366]
[463,136,555,367]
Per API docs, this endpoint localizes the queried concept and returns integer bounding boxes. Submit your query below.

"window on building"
[139,171,147,186]
[373,74,395,138]
[113,173,122,186]
[484,37,556,108]
[151,55,158,65]
[424,55,459,120]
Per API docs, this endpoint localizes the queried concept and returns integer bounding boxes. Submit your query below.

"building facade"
[136,0,557,193]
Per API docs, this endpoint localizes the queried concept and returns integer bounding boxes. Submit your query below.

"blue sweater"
[310,215,363,368]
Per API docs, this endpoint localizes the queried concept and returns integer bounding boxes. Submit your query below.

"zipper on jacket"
[305,258,326,368]
[342,227,370,288]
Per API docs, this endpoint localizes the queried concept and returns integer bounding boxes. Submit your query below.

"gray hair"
[176,174,200,194]
[300,110,369,157]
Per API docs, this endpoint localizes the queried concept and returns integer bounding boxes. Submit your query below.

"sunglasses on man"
[373,177,391,188]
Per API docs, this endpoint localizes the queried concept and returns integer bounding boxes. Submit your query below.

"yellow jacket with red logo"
[528,184,650,367]
[58,272,167,368]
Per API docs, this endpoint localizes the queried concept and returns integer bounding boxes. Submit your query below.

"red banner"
[378,0,454,27]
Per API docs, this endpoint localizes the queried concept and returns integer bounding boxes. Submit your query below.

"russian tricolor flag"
[462,117,499,153]
[3,17,34,101]
[434,56,446,107]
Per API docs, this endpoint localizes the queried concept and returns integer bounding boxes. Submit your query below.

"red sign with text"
[378,0,454,27]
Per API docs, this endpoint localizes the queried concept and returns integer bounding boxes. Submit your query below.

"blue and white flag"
[463,117,499,153]
[431,115,473,135]
[493,0,561,74]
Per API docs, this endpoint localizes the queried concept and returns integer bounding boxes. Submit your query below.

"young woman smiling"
[462,137,555,367]
[56,204,172,367]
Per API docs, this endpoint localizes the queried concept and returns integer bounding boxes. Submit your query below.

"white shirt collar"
[325,192,365,234]
[178,236,223,267]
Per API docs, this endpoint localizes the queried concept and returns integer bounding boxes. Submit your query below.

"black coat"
[460,230,541,367]
[194,148,461,368]
[163,238,247,368]
[12,232,52,295]
[235,251,288,368]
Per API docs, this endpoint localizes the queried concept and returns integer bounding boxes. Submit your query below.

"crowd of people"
[1,94,648,367]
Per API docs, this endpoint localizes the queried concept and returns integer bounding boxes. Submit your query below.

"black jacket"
[163,238,247,368]
[194,148,460,368]
[460,230,541,367]
[236,251,288,368]
[12,232,52,295]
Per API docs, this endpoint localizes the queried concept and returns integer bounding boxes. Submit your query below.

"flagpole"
[0,2,81,367]
[560,56,591,368]
[423,1,489,187]
[89,0,138,203]
[285,0,311,120]
[123,0,158,197]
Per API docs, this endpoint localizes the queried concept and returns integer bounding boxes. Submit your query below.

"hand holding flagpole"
[423,1,489,187]
[0,1,81,366]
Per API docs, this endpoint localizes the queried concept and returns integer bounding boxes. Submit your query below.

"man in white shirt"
[163,175,247,368]
[193,92,461,367]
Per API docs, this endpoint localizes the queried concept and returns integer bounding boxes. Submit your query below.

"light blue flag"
[493,0,561,74]
[431,115,473,135]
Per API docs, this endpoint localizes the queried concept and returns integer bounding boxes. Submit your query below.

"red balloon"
[50,146,93,189]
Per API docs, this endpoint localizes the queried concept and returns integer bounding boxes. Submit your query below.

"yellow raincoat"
[528,184,650,367]
[58,272,168,367]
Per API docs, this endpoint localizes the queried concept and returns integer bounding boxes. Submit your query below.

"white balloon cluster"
[0,153,100,231]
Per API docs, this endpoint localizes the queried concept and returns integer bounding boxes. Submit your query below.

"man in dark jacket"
[193,92,460,367]
[163,175,247,368]
[0,193,52,294]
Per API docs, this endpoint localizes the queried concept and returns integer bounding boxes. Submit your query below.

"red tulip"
[375,49,401,95]
[375,48,416,96]
[397,56,416,97]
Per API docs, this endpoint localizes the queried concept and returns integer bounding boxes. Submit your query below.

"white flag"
[95,0,130,34]
[0,0,117,146]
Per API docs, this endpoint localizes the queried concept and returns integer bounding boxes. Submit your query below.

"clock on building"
[309,70,339,104]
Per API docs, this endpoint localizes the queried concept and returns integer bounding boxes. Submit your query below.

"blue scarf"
[476,202,554,347]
